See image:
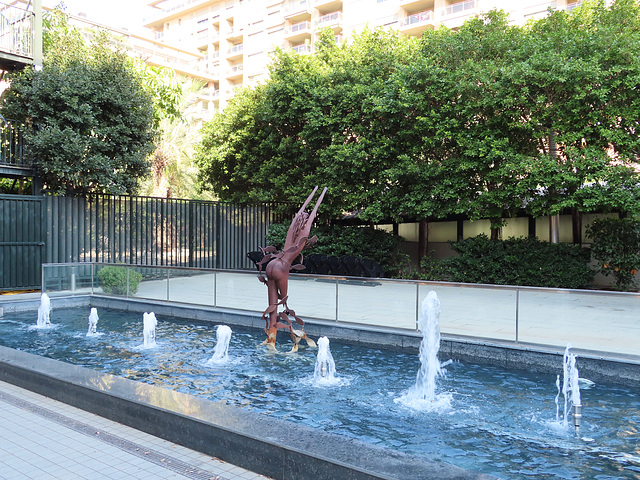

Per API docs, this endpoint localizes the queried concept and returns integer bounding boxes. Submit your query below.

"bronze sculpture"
[256,186,327,351]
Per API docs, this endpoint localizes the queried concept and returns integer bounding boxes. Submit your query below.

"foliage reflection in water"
[1,307,639,480]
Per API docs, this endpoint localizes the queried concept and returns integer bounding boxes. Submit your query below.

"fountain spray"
[143,312,158,347]
[87,308,99,336]
[314,336,337,382]
[557,345,582,433]
[36,293,51,328]
[207,325,232,364]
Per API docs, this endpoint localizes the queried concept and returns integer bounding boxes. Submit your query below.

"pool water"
[1,307,639,480]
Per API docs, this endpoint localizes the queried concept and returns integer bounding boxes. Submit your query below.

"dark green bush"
[586,217,640,291]
[97,265,143,295]
[265,223,407,276]
[421,235,594,289]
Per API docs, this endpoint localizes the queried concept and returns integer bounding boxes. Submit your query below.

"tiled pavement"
[0,380,269,480]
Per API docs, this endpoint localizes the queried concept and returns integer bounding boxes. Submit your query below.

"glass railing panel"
[167,268,215,306]
[337,278,416,329]
[42,263,94,295]
[420,283,517,341]
[214,271,266,312]
[517,289,640,356]
[128,265,168,301]
[286,275,338,321]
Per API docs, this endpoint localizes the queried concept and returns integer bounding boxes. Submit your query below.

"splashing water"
[206,325,232,364]
[313,336,341,386]
[556,345,582,429]
[142,312,158,348]
[86,308,99,336]
[395,291,450,410]
[36,293,51,328]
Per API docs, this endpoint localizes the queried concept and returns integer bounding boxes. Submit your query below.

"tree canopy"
[0,10,157,196]
[195,0,640,225]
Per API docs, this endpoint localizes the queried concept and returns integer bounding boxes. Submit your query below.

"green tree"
[510,0,640,222]
[381,11,537,238]
[139,77,215,200]
[195,29,417,219]
[586,217,640,291]
[0,10,156,196]
[195,2,640,235]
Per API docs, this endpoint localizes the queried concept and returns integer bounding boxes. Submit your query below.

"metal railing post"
[213,270,217,307]
[515,288,520,343]
[416,283,420,331]
[335,278,339,322]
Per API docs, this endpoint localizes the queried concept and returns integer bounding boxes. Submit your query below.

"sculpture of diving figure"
[256,186,327,351]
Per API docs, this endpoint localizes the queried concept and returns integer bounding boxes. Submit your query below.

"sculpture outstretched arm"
[284,186,327,251]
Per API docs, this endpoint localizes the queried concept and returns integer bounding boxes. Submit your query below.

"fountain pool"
[1,306,639,480]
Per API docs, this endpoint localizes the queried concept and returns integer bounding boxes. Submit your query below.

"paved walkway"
[0,380,269,480]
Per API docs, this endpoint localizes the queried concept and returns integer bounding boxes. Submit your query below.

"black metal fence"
[0,117,26,167]
[1,194,286,290]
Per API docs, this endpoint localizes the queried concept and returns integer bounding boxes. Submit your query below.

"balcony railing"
[227,64,243,76]
[0,116,27,168]
[158,0,206,14]
[288,20,311,33]
[402,10,433,26]
[0,3,34,59]
[316,11,342,27]
[285,0,311,14]
[227,43,243,55]
[442,0,476,16]
[292,44,311,54]
[200,88,220,100]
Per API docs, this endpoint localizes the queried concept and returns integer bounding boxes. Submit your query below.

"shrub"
[97,266,143,295]
[265,223,408,276]
[586,217,640,291]
[421,235,594,289]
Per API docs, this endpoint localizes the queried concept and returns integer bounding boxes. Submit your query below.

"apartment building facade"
[143,0,585,113]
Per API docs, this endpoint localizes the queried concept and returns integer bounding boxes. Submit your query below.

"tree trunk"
[571,207,582,244]
[548,128,560,244]
[490,218,501,241]
[549,215,560,244]
[418,218,428,273]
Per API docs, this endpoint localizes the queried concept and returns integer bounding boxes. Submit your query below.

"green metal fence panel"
[1,194,285,290]
[0,194,44,290]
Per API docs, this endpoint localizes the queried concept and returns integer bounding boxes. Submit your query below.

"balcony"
[144,0,216,28]
[226,63,244,80]
[226,26,243,41]
[291,43,312,54]
[0,3,34,70]
[200,88,220,101]
[441,0,477,17]
[566,1,582,11]
[0,116,30,178]
[313,0,342,14]
[439,0,477,29]
[400,9,434,36]
[399,0,434,14]
[284,0,313,22]
[316,11,342,31]
[284,20,312,42]
[194,29,209,49]
[226,43,243,60]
